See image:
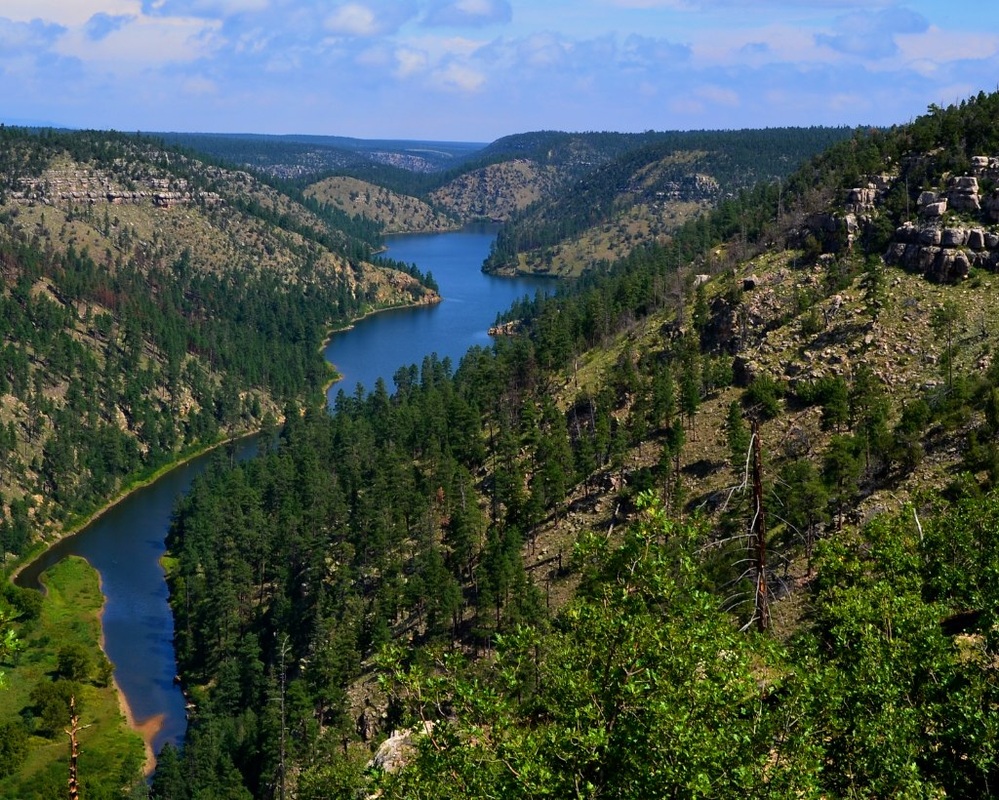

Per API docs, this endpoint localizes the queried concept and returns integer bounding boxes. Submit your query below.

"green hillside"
[7,93,999,797]
[0,127,437,552]
[142,93,999,797]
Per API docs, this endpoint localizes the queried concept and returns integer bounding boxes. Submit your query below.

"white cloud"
[323,1,418,38]
[895,26,999,66]
[431,61,485,91]
[518,32,571,68]
[815,7,929,59]
[695,83,739,106]
[143,0,270,16]
[56,14,220,68]
[394,46,429,77]
[0,17,66,53]
[325,4,380,36]
[2,1,138,27]
[182,75,218,94]
[423,0,512,28]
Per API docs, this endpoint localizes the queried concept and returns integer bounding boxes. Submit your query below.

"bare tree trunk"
[751,420,770,633]
[65,695,91,800]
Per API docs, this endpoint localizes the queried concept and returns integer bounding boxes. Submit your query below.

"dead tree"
[65,695,91,800]
[751,420,770,632]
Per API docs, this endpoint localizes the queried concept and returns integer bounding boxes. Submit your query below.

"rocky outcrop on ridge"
[804,156,999,284]
[882,162,999,281]
[9,169,221,209]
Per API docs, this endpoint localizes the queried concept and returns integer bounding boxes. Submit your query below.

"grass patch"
[0,557,144,799]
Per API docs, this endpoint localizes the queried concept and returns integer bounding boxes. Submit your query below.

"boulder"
[886,243,908,264]
[950,176,979,192]
[937,249,971,281]
[984,190,999,222]
[369,723,435,774]
[917,246,941,273]
[917,190,939,206]
[968,229,986,250]
[848,186,877,210]
[895,222,919,243]
[922,200,948,218]
[941,227,968,247]
[948,175,981,212]
[918,226,942,246]
[949,192,981,212]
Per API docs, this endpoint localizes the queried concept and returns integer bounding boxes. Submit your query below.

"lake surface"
[15,226,549,761]
[325,225,552,398]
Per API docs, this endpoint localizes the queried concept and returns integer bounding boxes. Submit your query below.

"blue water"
[15,438,261,757]
[16,226,551,761]
[325,226,552,399]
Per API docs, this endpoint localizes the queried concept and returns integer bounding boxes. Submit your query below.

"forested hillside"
[294,127,852,272]
[304,176,459,234]
[155,132,485,181]
[482,127,853,275]
[141,93,999,798]
[0,127,437,555]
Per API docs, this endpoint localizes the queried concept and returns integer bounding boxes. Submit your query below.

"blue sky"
[1,0,997,141]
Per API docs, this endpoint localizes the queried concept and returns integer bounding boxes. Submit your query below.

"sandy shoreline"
[118,685,165,777]
[91,567,164,776]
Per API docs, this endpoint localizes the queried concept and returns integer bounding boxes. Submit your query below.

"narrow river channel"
[14,226,552,761]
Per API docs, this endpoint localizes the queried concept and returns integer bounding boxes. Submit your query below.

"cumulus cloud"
[324,1,419,38]
[431,61,486,91]
[56,14,221,68]
[610,0,896,7]
[0,16,65,54]
[85,13,135,41]
[815,6,929,59]
[517,32,572,68]
[3,1,134,27]
[423,0,512,28]
[141,0,271,17]
[620,33,691,68]
[394,46,429,77]
[739,41,770,56]
[325,4,380,36]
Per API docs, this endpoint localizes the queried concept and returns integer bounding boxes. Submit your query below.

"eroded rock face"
[948,175,981,212]
[942,227,968,247]
[984,190,999,223]
[878,160,999,282]
[816,163,999,284]
[922,200,948,218]
[886,219,999,281]
[368,723,435,774]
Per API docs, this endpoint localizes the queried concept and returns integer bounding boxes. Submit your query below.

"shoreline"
[93,566,163,776]
[5,288,443,777]
[7,429,264,777]
[8,428,263,588]
[319,293,442,397]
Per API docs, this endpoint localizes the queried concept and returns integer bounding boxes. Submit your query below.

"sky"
[1,0,997,142]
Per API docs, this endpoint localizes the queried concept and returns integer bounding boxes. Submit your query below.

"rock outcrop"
[886,220,999,281]
[837,157,999,283]
[9,171,221,209]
